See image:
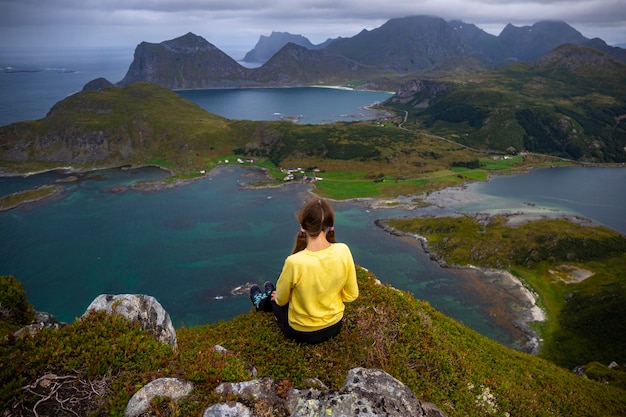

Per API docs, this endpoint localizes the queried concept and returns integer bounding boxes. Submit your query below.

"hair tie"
[329,226,334,232]
[300,227,306,233]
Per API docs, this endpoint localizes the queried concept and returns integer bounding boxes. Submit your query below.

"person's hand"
[270,290,277,301]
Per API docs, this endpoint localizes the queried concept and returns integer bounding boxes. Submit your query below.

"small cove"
[175,87,392,124]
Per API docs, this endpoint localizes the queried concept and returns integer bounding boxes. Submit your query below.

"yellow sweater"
[275,242,359,332]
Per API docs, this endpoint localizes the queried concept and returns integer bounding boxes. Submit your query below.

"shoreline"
[374,218,545,354]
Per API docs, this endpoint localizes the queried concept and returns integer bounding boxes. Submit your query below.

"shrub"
[0,275,35,326]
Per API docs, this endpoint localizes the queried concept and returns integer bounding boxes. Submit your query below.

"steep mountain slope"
[114,17,626,89]
[254,43,380,85]
[325,15,470,72]
[118,32,247,88]
[498,20,588,61]
[448,20,507,64]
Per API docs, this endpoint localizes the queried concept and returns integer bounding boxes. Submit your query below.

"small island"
[0,185,60,212]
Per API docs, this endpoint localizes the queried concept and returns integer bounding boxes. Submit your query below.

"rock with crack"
[124,378,194,417]
[83,294,177,348]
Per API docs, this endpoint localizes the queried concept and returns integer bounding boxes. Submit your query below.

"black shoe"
[264,281,276,296]
[250,284,266,311]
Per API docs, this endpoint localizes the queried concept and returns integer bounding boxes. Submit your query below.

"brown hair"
[292,198,336,254]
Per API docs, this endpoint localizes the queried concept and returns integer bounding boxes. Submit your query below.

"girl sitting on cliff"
[250,198,359,344]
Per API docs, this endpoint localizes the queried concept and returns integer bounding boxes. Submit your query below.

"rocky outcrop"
[83,294,177,349]
[12,311,66,339]
[207,367,447,417]
[390,79,450,106]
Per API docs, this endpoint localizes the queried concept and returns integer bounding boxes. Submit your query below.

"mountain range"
[117,15,626,89]
[2,15,625,169]
[242,31,332,63]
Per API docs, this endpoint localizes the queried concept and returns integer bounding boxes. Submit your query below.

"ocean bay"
[2,164,625,353]
[0,166,502,334]
[176,87,392,124]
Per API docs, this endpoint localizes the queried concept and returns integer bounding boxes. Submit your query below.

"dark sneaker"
[264,281,276,296]
[250,284,266,311]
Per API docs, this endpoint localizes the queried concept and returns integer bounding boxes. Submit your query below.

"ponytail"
[326,226,336,243]
[291,229,308,254]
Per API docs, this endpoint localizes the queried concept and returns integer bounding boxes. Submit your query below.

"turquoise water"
[2,49,625,351]
[0,166,514,344]
[2,164,625,350]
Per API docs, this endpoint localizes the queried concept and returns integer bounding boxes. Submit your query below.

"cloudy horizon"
[1,0,625,60]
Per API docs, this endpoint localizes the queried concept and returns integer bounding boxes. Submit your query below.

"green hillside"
[0,83,237,176]
[0,82,569,200]
[2,270,625,416]
[385,216,626,370]
[385,45,626,163]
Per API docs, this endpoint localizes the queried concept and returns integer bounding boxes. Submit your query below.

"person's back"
[276,241,358,332]
[250,198,358,344]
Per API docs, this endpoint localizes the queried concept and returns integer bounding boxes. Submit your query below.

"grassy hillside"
[0,83,238,175]
[1,269,625,416]
[385,215,626,370]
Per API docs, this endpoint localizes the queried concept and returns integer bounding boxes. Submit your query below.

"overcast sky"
[1,0,625,59]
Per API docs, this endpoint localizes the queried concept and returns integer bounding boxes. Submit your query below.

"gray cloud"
[1,0,625,57]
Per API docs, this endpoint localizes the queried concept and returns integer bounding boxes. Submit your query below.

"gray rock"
[84,294,177,348]
[215,377,277,401]
[212,367,447,417]
[12,310,65,339]
[124,377,193,417]
[203,401,254,417]
[340,367,426,416]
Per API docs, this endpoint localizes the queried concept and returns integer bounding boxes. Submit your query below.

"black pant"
[261,298,342,344]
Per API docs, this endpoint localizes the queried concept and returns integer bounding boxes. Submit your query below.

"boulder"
[124,378,193,417]
[83,294,177,348]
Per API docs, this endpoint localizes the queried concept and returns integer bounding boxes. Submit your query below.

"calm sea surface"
[1,165,625,349]
[425,166,626,235]
[0,48,132,126]
[1,49,625,351]
[0,167,499,335]
[0,48,391,127]
[176,88,391,124]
